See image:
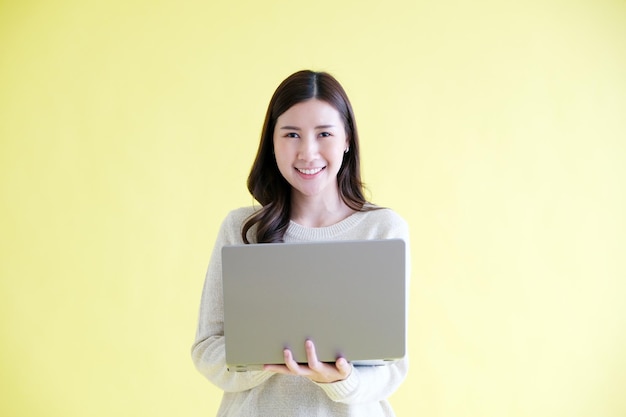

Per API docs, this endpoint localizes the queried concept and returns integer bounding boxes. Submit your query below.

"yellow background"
[1,0,625,416]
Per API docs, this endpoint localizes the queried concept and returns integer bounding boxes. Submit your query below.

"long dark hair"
[242,70,368,243]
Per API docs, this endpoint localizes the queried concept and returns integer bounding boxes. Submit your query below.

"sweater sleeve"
[191,209,274,392]
[315,356,409,404]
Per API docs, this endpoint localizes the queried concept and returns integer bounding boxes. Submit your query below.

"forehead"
[276,99,343,127]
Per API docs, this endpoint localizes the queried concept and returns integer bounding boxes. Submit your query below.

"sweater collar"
[284,210,367,241]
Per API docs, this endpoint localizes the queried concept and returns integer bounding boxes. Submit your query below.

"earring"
[344,147,349,153]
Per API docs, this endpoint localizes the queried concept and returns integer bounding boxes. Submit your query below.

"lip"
[295,166,325,177]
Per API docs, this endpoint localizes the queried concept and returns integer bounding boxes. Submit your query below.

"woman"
[192,70,410,416]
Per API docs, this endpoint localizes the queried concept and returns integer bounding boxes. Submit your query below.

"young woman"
[192,70,410,416]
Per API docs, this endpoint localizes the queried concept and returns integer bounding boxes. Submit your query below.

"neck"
[290,194,355,228]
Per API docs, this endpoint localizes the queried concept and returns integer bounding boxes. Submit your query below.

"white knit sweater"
[192,206,411,417]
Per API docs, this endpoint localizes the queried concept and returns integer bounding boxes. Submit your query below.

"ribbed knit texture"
[192,206,410,417]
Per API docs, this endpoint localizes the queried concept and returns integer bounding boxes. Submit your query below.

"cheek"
[273,146,292,173]
[329,143,347,161]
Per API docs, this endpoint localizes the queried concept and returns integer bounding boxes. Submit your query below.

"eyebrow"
[279,125,336,130]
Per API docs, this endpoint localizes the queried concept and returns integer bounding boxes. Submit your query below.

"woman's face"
[273,99,349,203]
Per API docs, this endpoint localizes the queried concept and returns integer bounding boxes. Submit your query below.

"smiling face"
[273,99,349,204]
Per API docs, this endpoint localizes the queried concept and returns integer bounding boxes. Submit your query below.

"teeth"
[298,167,323,175]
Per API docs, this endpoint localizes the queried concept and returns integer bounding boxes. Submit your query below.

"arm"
[191,210,274,392]
[265,218,412,403]
[316,209,411,403]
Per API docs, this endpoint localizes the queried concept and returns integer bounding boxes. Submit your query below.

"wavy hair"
[242,70,369,243]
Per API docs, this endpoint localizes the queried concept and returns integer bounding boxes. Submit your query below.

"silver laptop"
[222,239,407,372]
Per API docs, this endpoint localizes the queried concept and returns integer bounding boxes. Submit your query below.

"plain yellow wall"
[1,0,625,416]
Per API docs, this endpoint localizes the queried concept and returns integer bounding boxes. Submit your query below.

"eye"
[285,132,300,138]
[319,132,332,138]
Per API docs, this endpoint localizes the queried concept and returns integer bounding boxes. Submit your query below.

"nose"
[297,136,318,161]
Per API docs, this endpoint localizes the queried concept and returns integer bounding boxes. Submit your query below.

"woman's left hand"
[264,339,352,383]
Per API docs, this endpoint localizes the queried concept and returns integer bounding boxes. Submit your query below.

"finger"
[283,348,302,373]
[305,340,321,370]
[336,357,352,378]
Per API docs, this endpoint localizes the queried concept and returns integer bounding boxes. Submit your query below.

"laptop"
[221,239,407,372]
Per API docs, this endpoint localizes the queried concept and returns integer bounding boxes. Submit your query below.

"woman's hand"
[264,340,352,383]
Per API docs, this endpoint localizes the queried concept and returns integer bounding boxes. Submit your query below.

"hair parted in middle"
[242,70,370,243]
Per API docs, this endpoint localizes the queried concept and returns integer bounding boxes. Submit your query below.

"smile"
[296,167,324,175]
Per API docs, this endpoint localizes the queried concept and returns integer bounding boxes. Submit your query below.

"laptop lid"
[222,239,407,372]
